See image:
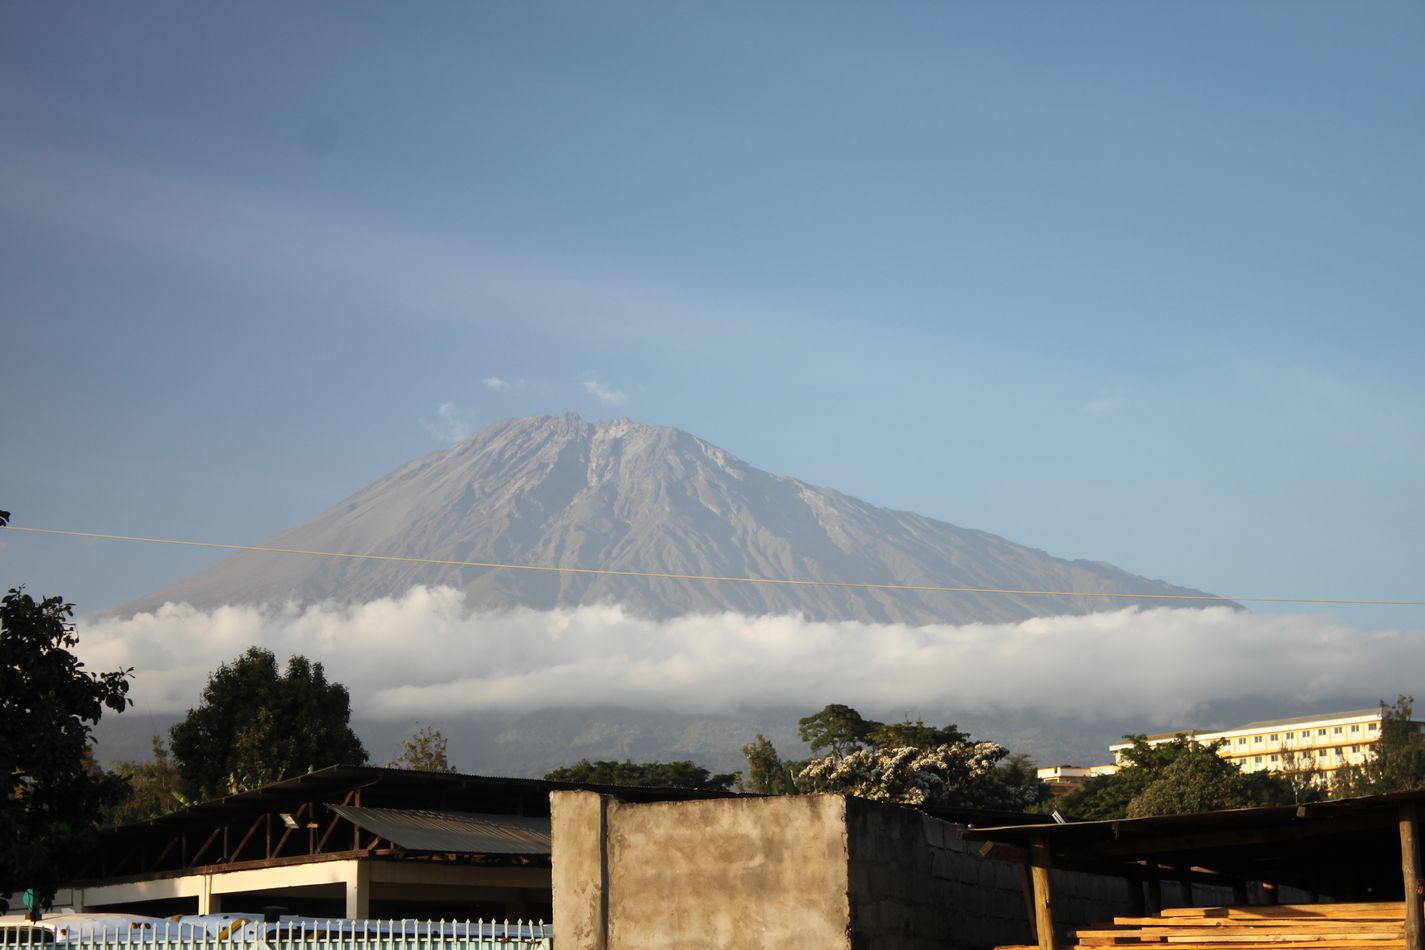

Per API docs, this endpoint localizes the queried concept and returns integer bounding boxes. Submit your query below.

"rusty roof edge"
[963,787,1425,843]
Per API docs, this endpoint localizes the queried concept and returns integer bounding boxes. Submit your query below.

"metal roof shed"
[962,790,1425,950]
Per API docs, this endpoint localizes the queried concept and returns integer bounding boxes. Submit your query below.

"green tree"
[169,647,368,799]
[738,734,802,794]
[1338,697,1425,796]
[390,724,454,772]
[107,736,186,826]
[798,704,873,757]
[1,588,131,909]
[1277,748,1328,804]
[1058,735,1295,820]
[867,717,967,750]
[544,759,735,790]
[981,752,1048,811]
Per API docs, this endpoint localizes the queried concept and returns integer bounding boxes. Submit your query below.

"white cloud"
[1079,391,1127,415]
[420,402,470,443]
[482,377,511,392]
[0,135,812,348]
[582,379,627,405]
[76,590,1425,732]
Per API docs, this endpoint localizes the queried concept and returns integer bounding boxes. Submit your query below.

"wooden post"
[1029,834,1058,950]
[1016,861,1039,940]
[1401,802,1424,950]
[1179,869,1194,908]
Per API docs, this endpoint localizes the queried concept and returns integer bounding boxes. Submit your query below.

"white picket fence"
[0,918,552,950]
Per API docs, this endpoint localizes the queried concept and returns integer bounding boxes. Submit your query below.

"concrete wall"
[551,791,1153,950]
[553,791,852,950]
[844,797,1143,950]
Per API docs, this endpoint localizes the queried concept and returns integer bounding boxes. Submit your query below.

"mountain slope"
[122,414,1228,623]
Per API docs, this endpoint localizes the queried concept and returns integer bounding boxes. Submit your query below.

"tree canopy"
[544,759,735,790]
[390,725,455,773]
[1,588,131,909]
[169,647,368,800]
[1338,697,1425,796]
[107,736,186,826]
[1056,736,1296,820]
[738,734,801,795]
[788,704,1044,810]
[798,704,873,757]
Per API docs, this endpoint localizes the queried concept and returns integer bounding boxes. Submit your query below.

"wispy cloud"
[482,377,511,392]
[1079,391,1127,416]
[419,403,470,443]
[582,379,627,405]
[78,590,1422,731]
[0,134,808,350]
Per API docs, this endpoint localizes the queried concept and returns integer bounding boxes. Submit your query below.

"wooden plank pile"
[1001,902,1410,950]
[1078,903,1406,950]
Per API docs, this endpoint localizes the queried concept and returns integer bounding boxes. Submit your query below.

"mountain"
[122,413,1230,623]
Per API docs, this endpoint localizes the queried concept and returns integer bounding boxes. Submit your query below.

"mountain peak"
[122,414,1230,623]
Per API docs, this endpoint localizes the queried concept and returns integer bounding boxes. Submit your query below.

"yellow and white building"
[1036,764,1119,796]
[1107,708,1424,781]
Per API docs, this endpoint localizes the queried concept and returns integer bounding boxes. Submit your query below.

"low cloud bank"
[79,586,1421,728]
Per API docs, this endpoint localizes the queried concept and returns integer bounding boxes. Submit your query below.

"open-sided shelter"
[963,789,1425,950]
[41,766,728,921]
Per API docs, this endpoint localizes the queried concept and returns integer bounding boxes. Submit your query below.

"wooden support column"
[1178,869,1194,908]
[1016,862,1038,938]
[1401,802,1424,950]
[1029,834,1058,950]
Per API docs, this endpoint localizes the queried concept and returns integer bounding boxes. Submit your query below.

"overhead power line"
[4,524,1424,608]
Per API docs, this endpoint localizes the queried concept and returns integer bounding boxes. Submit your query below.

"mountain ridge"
[121,413,1230,623]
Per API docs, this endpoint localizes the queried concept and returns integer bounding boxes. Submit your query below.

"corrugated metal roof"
[1110,708,1391,747]
[1234,708,1383,730]
[329,805,551,855]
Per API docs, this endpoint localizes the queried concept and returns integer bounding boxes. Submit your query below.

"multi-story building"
[1107,708,1425,782]
[1036,764,1119,796]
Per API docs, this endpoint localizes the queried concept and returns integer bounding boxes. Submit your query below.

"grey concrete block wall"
[553,791,1175,950]
[844,798,1148,950]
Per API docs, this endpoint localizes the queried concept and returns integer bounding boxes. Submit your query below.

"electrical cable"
[5,524,1423,608]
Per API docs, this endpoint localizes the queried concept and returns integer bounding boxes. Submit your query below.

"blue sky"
[2,2,1422,628]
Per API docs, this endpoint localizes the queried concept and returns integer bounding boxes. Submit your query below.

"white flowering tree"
[797,739,1015,807]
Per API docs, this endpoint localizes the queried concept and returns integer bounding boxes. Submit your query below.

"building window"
[1254,756,1263,763]
[1352,745,1361,753]
[1237,738,1247,746]
[1351,724,1361,733]
[1254,735,1263,743]
[1318,728,1328,736]
[1285,732,1295,739]
[1370,723,1379,731]
[1334,727,1343,734]
[1270,733,1279,741]
[1270,754,1279,762]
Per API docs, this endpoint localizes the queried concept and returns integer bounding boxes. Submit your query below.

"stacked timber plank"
[1076,902,1406,950]
[1001,902,1409,950]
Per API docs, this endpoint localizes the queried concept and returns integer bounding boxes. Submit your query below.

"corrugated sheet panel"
[329,805,551,855]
